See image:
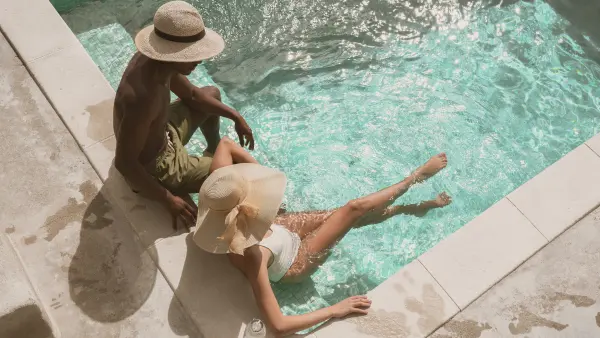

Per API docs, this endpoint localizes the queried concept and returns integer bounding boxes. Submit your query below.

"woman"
[193,137,451,337]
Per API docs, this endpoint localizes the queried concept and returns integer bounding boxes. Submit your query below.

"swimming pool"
[53,0,600,322]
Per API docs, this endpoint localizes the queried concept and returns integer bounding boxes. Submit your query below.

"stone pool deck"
[431,204,600,338]
[0,31,200,338]
[2,0,600,337]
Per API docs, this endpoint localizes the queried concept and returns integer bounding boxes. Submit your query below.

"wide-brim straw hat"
[135,1,225,62]
[193,164,287,255]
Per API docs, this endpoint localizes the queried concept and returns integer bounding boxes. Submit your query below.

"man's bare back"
[114,53,171,166]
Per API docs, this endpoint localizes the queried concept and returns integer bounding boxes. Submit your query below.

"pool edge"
[4,1,600,337]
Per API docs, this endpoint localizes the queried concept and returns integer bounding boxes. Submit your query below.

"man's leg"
[170,137,258,195]
[199,114,220,155]
[181,86,222,155]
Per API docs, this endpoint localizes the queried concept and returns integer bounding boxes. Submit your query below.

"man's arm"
[170,74,240,121]
[114,102,197,229]
[170,74,255,149]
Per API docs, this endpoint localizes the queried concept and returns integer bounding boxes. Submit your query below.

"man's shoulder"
[115,80,151,111]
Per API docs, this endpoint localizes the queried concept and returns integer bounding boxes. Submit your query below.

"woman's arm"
[239,249,371,336]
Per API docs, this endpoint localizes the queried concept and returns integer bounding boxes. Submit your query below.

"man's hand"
[170,75,256,150]
[235,117,255,150]
[166,195,198,231]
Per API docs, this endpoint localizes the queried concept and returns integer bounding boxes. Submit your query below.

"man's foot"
[413,153,448,182]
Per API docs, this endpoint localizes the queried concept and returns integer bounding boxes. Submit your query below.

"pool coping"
[4,1,600,337]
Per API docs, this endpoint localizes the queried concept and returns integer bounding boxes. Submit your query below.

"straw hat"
[193,164,287,255]
[135,1,225,62]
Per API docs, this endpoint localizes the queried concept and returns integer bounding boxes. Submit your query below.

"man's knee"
[204,86,221,101]
[189,86,222,109]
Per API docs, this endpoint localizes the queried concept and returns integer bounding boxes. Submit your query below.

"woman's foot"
[413,192,452,216]
[433,192,452,208]
[413,153,448,183]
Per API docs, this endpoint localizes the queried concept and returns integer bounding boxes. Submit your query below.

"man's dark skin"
[113,52,255,229]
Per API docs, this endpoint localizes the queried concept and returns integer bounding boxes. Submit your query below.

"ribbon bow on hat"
[217,202,259,255]
[193,163,287,255]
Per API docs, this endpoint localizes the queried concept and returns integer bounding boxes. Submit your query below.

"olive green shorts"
[148,101,212,194]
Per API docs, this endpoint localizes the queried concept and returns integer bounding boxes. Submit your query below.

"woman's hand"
[330,296,372,318]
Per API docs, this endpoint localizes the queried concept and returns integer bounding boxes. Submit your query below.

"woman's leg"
[356,192,452,227]
[283,153,448,281]
[277,191,452,240]
[275,210,336,239]
[209,136,258,173]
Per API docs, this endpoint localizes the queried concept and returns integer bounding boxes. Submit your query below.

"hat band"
[154,27,206,43]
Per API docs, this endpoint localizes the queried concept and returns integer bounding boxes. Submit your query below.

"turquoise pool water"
[56,0,600,321]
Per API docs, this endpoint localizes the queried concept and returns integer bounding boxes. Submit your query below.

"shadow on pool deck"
[166,233,327,337]
[166,234,257,337]
[60,183,322,337]
[66,181,159,323]
[65,172,198,337]
[0,304,54,338]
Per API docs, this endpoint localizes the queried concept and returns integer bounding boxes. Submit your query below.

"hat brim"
[193,164,287,254]
[135,25,225,62]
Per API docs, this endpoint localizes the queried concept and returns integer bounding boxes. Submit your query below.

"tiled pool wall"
[3,0,600,337]
[50,0,90,14]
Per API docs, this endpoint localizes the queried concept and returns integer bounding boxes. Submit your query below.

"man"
[113,1,255,229]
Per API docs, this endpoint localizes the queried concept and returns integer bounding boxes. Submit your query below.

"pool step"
[0,234,55,338]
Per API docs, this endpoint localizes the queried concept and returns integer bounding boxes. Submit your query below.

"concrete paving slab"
[27,43,115,149]
[0,234,54,338]
[149,232,261,337]
[0,0,79,62]
[103,165,179,248]
[0,32,21,68]
[315,260,458,338]
[0,39,95,240]
[419,198,547,309]
[431,205,600,338]
[11,183,201,338]
[84,135,115,181]
[0,234,38,318]
[508,144,600,240]
[585,133,600,158]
